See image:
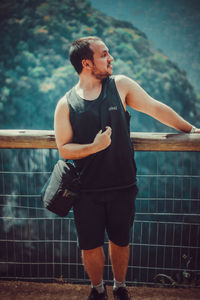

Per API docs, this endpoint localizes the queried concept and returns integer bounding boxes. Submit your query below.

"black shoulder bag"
[40,160,80,217]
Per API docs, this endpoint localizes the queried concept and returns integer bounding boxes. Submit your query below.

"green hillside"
[0,0,199,130]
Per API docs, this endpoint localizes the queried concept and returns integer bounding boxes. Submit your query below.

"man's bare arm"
[54,97,112,160]
[117,75,198,133]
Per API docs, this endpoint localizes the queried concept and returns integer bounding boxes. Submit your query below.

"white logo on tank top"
[108,106,118,111]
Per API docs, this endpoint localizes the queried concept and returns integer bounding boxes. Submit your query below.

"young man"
[54,36,199,300]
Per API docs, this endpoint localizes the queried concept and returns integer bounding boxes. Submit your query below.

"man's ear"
[82,59,92,69]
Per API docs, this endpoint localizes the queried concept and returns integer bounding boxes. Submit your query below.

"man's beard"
[91,64,112,80]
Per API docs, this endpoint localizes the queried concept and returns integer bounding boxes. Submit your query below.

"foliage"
[0,0,199,130]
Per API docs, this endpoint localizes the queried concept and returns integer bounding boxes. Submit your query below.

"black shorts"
[73,185,138,250]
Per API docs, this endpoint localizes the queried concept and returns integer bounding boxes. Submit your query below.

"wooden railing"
[0,130,200,151]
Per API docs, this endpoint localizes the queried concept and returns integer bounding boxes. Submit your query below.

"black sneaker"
[86,284,108,300]
[113,287,131,300]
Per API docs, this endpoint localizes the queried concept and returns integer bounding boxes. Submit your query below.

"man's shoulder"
[56,87,74,108]
[55,94,68,113]
[106,75,128,89]
[58,95,67,105]
[113,74,127,81]
[113,75,137,94]
[113,74,135,84]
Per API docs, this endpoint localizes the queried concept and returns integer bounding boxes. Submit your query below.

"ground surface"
[0,281,199,300]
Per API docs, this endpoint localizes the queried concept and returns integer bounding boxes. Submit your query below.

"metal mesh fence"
[0,148,199,286]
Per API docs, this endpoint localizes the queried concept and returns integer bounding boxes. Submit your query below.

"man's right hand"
[92,126,112,152]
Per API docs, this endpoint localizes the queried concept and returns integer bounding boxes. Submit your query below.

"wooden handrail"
[0,130,200,151]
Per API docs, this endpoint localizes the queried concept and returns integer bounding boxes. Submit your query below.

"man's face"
[89,41,114,80]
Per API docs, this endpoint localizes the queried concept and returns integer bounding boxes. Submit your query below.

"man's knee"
[109,240,129,249]
[82,246,103,255]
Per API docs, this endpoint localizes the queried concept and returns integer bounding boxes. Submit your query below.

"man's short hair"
[69,36,102,74]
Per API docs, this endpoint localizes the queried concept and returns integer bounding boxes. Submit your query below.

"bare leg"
[82,246,105,286]
[109,240,129,282]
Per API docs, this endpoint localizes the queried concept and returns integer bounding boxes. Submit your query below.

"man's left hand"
[190,126,200,133]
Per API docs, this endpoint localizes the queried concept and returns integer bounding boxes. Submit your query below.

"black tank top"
[66,76,137,191]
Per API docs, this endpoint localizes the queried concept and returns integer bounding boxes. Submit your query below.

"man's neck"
[79,73,102,89]
[75,74,103,100]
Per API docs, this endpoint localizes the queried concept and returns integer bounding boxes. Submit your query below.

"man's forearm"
[58,142,98,160]
[150,102,193,133]
[56,127,112,160]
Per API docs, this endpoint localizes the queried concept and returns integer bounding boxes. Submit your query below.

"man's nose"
[108,54,114,62]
